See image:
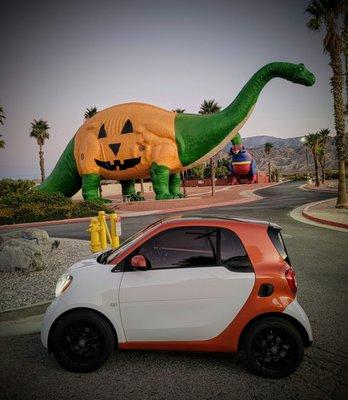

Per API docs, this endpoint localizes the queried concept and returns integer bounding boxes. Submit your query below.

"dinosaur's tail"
[38,138,82,197]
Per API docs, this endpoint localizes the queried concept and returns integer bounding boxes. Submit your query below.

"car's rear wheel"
[50,309,115,372]
[241,317,304,378]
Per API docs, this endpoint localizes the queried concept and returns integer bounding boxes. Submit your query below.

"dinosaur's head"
[290,63,315,87]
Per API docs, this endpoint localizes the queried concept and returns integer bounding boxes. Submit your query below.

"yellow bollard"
[98,211,107,250]
[87,217,102,253]
[110,213,120,249]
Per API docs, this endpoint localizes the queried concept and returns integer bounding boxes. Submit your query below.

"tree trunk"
[39,144,45,182]
[268,160,271,182]
[312,150,320,187]
[210,158,215,196]
[180,172,187,197]
[140,179,144,196]
[319,160,325,184]
[329,46,347,207]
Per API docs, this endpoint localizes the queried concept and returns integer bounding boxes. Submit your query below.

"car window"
[135,227,218,269]
[220,228,252,271]
[267,226,291,264]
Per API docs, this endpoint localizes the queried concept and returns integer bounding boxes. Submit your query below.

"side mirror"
[130,255,147,270]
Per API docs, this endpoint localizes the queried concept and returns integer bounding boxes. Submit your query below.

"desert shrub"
[283,173,307,181]
[188,165,204,180]
[0,179,35,197]
[0,207,14,225]
[325,170,338,179]
[215,165,228,179]
[0,190,110,225]
[70,200,110,218]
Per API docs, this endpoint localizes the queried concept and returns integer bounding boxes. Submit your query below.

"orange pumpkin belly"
[74,102,182,180]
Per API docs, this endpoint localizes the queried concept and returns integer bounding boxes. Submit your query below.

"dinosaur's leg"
[231,172,238,185]
[120,179,145,201]
[169,173,185,198]
[150,163,174,200]
[82,174,111,203]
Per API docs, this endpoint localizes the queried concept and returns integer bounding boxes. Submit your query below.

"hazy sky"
[0,0,337,179]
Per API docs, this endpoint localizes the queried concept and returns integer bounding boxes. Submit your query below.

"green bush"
[188,165,205,180]
[0,190,110,225]
[0,179,35,197]
[325,170,338,179]
[215,165,228,179]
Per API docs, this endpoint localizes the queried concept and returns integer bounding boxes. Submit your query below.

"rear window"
[267,225,291,264]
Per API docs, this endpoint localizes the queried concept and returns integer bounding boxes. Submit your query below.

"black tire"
[241,317,304,379]
[50,309,115,373]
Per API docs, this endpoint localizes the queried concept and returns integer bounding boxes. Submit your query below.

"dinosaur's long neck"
[175,62,295,167]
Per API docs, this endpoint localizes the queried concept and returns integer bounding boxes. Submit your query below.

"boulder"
[0,238,44,272]
[0,228,50,246]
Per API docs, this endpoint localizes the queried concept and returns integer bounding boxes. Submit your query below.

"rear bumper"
[283,298,313,344]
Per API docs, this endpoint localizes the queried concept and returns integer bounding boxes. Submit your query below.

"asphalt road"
[1,181,347,400]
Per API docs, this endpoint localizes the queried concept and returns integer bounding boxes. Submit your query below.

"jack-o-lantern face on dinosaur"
[73,103,181,180]
[94,120,142,172]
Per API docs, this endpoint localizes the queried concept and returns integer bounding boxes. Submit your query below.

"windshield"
[97,220,161,264]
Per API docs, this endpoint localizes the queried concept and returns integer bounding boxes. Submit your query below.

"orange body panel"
[112,218,295,353]
[74,103,182,180]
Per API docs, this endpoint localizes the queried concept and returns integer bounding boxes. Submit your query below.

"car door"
[119,226,255,342]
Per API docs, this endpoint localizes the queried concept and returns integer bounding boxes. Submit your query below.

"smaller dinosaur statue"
[229,133,257,184]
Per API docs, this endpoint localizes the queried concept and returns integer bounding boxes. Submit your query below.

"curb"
[0,301,51,323]
[301,200,348,230]
[0,182,280,231]
[300,184,338,193]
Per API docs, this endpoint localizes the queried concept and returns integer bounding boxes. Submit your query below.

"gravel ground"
[0,238,91,311]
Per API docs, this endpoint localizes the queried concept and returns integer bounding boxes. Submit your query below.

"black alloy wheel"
[50,309,115,372]
[242,317,304,378]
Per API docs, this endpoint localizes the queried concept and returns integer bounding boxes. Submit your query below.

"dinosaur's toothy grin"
[95,157,141,171]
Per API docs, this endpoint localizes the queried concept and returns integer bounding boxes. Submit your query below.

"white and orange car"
[41,216,312,378]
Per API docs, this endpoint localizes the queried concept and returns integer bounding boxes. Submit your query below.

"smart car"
[41,215,312,378]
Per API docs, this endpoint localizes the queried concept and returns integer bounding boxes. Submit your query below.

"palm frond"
[30,119,50,145]
[198,99,221,114]
[0,105,5,125]
[84,106,98,119]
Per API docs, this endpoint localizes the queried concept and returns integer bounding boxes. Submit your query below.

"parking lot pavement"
[1,182,347,400]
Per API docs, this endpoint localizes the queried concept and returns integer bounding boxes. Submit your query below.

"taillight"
[285,267,297,293]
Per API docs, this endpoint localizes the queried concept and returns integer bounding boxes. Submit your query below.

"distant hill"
[243,135,304,149]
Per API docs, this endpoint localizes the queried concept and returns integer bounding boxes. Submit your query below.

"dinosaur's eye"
[97,124,107,139]
[121,119,133,134]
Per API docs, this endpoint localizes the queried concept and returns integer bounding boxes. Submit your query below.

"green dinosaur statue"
[38,62,315,201]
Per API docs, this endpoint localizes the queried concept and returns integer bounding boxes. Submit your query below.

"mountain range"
[242,135,305,149]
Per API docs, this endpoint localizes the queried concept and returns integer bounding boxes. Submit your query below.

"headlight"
[55,274,73,297]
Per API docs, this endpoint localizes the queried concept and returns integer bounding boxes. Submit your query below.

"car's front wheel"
[50,309,115,372]
[241,317,304,378]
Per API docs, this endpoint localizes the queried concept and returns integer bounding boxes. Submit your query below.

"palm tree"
[0,105,5,148]
[306,0,347,206]
[199,100,221,196]
[30,119,50,182]
[198,99,221,115]
[84,106,98,121]
[264,142,274,182]
[343,10,348,114]
[172,108,186,113]
[306,132,321,187]
[316,128,331,183]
